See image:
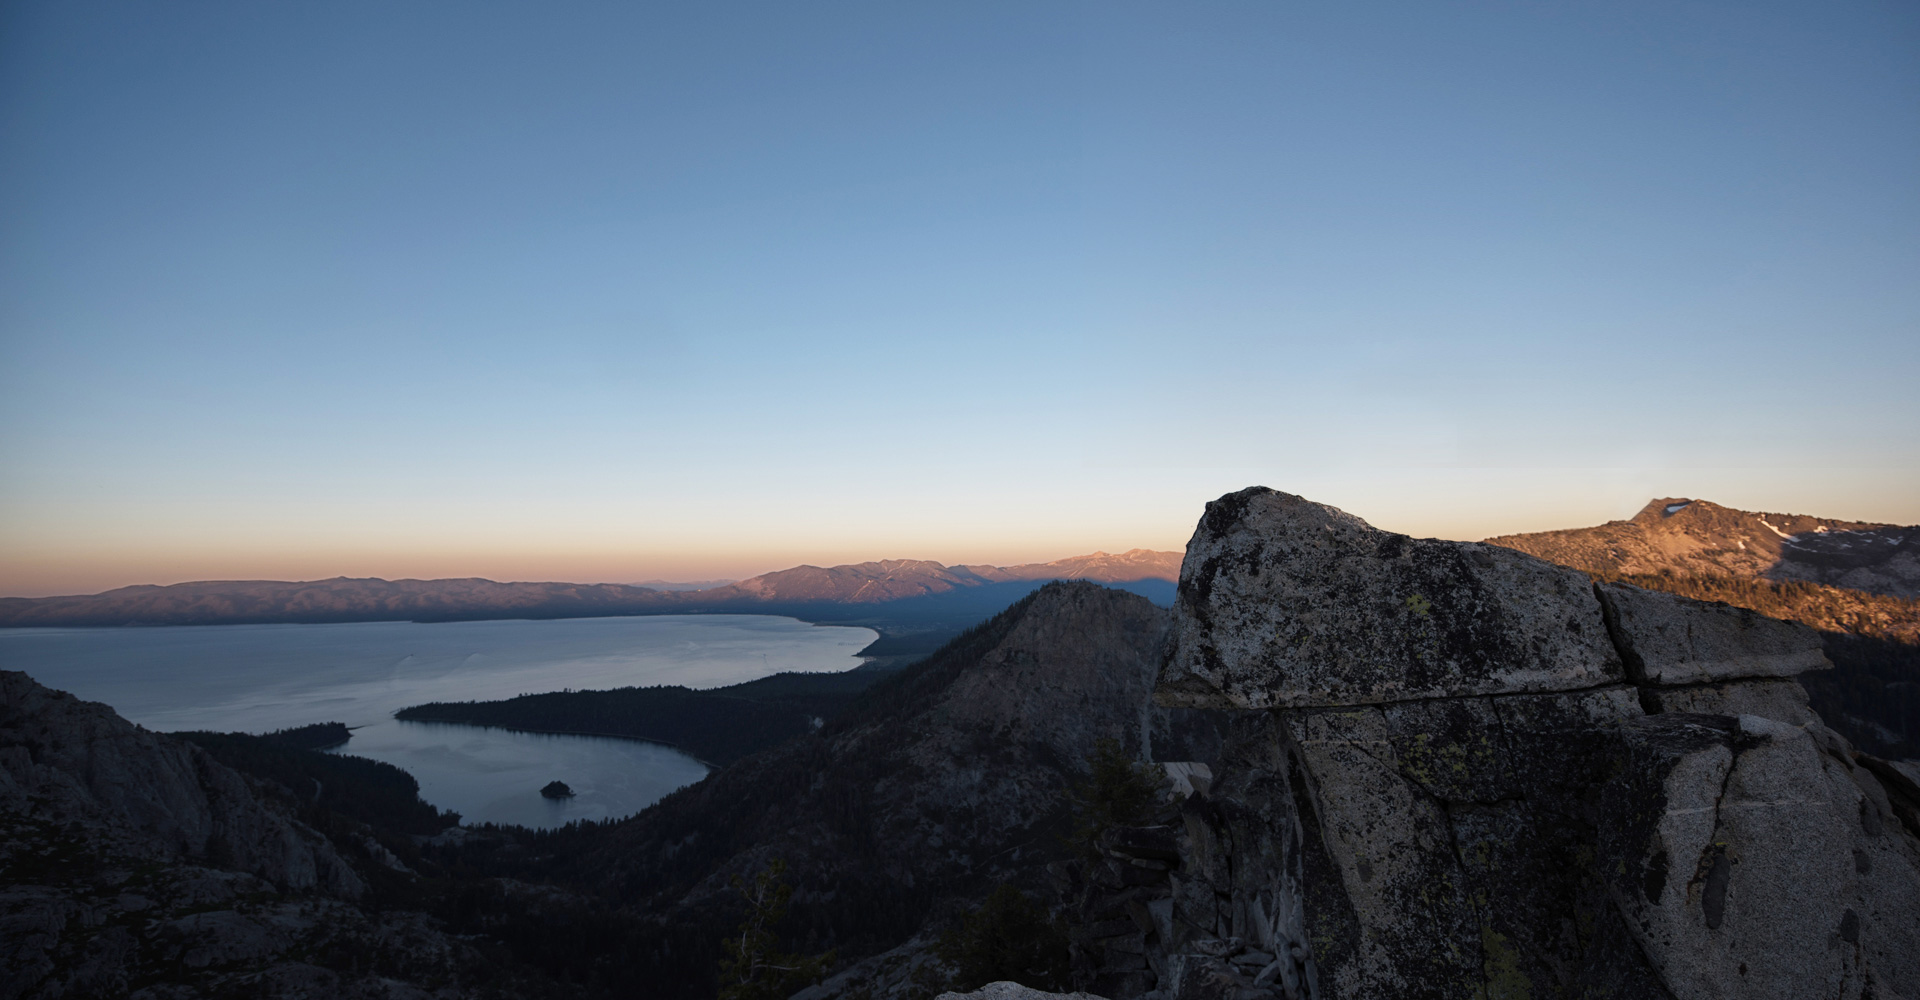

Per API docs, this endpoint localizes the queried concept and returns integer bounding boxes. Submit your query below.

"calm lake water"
[0,615,876,828]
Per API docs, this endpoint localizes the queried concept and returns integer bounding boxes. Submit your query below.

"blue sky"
[3,1,1917,594]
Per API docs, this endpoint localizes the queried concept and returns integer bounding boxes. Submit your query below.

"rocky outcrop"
[1595,582,1832,684]
[1486,497,1919,599]
[0,671,361,896]
[1486,499,1920,760]
[1160,492,1624,708]
[1127,488,1920,1000]
[0,672,521,998]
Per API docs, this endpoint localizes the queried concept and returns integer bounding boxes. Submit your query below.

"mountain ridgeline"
[1488,497,1920,759]
[1487,496,1919,598]
[0,551,1182,662]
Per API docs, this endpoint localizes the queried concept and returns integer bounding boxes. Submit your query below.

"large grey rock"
[1599,713,1920,1000]
[1161,488,1624,710]
[1140,488,1920,1000]
[1271,689,1671,1000]
[1596,582,1832,684]
[1155,689,1920,1000]
[795,932,952,1000]
[1639,678,1818,725]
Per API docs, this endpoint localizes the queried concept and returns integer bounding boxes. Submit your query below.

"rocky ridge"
[1102,488,1920,1000]
[1486,497,1919,598]
[0,672,533,999]
[0,672,363,898]
[1487,499,1920,761]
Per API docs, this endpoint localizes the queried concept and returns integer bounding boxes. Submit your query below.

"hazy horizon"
[5,2,1916,599]
[6,489,1915,599]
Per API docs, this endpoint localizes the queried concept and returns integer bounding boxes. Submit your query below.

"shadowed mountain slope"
[0,671,577,998]
[466,581,1186,999]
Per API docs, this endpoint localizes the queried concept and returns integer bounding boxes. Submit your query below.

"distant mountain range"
[0,577,668,629]
[1487,497,1919,598]
[704,549,1182,604]
[627,579,737,592]
[0,549,1183,635]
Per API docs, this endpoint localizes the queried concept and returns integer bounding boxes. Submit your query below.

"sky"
[2,1,1917,596]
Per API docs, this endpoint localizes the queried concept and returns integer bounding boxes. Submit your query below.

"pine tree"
[718,859,832,1000]
[935,883,1071,992]
[1068,737,1165,858]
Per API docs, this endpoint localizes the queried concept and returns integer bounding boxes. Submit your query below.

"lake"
[0,615,877,828]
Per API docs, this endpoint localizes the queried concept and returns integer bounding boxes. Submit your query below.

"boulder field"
[1092,488,1920,1000]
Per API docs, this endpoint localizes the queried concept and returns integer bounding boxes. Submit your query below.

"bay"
[0,615,876,828]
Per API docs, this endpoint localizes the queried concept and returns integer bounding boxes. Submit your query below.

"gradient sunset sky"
[3,1,1917,597]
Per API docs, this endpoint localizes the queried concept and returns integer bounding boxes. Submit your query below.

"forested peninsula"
[395,669,889,766]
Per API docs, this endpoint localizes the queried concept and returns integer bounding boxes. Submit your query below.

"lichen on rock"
[1161,488,1624,710]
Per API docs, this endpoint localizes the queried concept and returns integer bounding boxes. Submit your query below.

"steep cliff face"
[1123,489,1920,1000]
